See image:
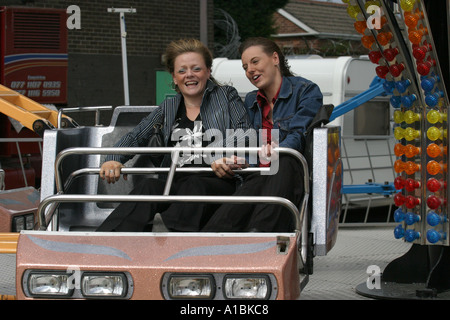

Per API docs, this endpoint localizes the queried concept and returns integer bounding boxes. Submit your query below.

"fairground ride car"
[7,105,342,300]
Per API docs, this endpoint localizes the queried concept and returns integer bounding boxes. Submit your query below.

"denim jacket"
[244,76,323,153]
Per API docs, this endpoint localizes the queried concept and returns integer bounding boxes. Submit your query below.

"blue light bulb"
[426,229,446,244]
[395,79,410,93]
[390,95,402,108]
[425,90,443,107]
[401,94,416,108]
[405,229,420,242]
[383,80,395,94]
[426,211,443,226]
[405,212,420,225]
[394,224,405,239]
[394,208,406,222]
[421,76,439,93]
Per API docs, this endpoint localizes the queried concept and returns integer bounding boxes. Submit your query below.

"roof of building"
[276,0,361,39]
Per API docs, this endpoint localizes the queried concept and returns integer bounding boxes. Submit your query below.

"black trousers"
[202,156,304,232]
[96,172,236,232]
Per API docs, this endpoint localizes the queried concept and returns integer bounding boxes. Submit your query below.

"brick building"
[273,0,366,57]
[1,0,214,124]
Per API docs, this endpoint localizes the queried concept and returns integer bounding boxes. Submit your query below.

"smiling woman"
[96,38,253,233]
[203,37,323,232]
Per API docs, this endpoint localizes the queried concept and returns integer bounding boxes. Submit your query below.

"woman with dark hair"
[97,38,252,232]
[203,37,323,232]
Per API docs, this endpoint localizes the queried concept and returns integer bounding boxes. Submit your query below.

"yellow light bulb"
[404,110,420,124]
[400,0,416,12]
[427,110,442,124]
[404,127,420,141]
[427,126,442,141]
[394,127,404,140]
[394,111,404,124]
[347,5,361,19]
[365,1,382,14]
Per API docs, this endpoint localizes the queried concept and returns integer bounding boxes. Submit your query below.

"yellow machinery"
[0,84,77,136]
[0,233,18,254]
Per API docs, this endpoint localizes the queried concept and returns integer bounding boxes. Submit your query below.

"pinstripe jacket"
[107,80,253,165]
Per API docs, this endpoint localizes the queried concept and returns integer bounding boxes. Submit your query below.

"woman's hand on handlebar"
[100,161,126,184]
[211,155,248,179]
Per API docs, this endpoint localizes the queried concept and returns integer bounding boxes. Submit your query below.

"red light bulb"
[394,176,405,190]
[427,178,443,192]
[383,48,399,61]
[390,63,405,77]
[369,51,382,64]
[405,178,420,192]
[417,59,436,76]
[413,43,432,60]
[405,195,420,209]
[394,192,406,206]
[427,195,442,209]
[376,65,389,78]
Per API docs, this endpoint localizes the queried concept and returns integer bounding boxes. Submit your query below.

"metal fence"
[340,134,397,226]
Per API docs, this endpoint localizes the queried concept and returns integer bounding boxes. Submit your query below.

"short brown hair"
[164,38,213,74]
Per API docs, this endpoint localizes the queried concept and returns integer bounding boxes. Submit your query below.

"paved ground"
[299,226,412,300]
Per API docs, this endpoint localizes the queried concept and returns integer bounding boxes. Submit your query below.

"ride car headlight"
[224,275,270,299]
[25,214,35,230]
[168,275,214,299]
[28,272,71,297]
[12,213,35,232]
[81,273,127,297]
[12,216,25,232]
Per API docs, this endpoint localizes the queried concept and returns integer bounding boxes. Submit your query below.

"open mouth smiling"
[185,81,198,87]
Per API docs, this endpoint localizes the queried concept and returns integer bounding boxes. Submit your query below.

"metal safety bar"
[57,106,113,128]
[38,194,300,232]
[42,147,309,235]
[54,147,310,195]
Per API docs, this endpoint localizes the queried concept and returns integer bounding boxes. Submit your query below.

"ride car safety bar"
[45,147,308,238]
[38,194,300,232]
[53,147,309,195]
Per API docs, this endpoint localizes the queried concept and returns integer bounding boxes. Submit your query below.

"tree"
[214,0,288,57]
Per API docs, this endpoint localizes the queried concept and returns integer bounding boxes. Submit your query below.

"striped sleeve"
[106,106,164,164]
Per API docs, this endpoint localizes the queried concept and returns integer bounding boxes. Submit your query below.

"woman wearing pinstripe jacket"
[96,38,252,232]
